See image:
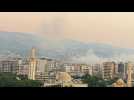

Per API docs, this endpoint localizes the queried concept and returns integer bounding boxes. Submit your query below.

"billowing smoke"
[111,54,134,63]
[70,49,105,64]
[70,49,134,64]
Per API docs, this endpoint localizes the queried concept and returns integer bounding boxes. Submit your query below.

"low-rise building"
[36,58,60,82]
[81,64,92,75]
[92,64,102,77]
[51,72,88,87]
[18,64,29,75]
[0,59,19,74]
[112,79,126,87]
[63,63,74,73]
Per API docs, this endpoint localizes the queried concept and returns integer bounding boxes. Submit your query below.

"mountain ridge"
[0,31,134,63]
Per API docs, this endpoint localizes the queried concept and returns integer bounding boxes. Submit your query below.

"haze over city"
[0,12,134,48]
[1,12,134,64]
[0,12,134,87]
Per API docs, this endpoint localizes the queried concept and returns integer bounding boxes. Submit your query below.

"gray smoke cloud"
[111,54,134,62]
[70,49,134,64]
[70,49,105,64]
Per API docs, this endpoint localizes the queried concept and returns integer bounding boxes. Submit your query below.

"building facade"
[102,62,116,80]
[63,63,74,73]
[80,64,92,75]
[0,59,18,74]
[92,64,102,77]
[118,62,126,79]
[35,58,60,83]
[127,62,132,87]
[28,48,38,80]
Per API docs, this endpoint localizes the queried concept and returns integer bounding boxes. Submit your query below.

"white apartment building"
[63,63,75,73]
[81,65,92,75]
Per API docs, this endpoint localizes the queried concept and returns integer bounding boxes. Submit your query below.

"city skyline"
[0,47,133,87]
[0,12,134,48]
[0,12,134,87]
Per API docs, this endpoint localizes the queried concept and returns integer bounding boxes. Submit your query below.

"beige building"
[28,48,38,80]
[81,64,92,75]
[127,62,132,87]
[0,59,18,74]
[0,60,18,73]
[63,63,74,73]
[35,58,48,81]
[56,72,72,83]
[102,62,116,80]
[18,64,29,75]
[63,63,81,76]
[36,58,60,82]
[17,58,29,76]
[112,79,126,87]
[55,72,88,87]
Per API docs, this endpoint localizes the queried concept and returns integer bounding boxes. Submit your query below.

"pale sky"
[0,12,134,48]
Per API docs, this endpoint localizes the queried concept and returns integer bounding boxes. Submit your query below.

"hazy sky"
[0,12,134,48]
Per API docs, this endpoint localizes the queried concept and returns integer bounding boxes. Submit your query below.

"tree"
[81,74,117,87]
[0,72,43,87]
[17,75,28,80]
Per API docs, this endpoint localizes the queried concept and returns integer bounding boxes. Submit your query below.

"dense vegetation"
[0,73,43,87]
[82,74,118,87]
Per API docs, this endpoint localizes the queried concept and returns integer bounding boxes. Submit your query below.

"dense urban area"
[0,47,133,87]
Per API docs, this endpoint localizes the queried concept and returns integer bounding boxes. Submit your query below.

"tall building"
[124,63,129,80]
[115,63,119,74]
[17,58,29,76]
[28,48,37,80]
[35,58,48,81]
[131,65,134,82]
[118,62,125,73]
[127,62,132,87]
[118,62,125,79]
[45,59,60,83]
[102,62,116,80]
